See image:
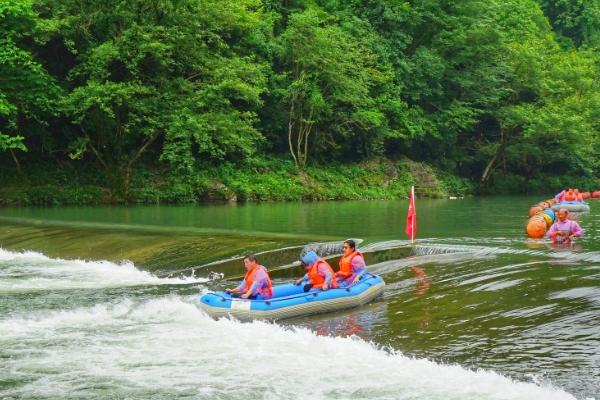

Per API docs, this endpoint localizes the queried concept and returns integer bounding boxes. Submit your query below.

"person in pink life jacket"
[545,208,583,244]
[226,254,273,299]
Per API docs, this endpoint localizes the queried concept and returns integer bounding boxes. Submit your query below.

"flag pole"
[405,185,417,246]
[411,185,415,245]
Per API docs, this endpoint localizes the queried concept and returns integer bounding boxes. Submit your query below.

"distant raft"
[199,273,385,321]
[551,201,590,213]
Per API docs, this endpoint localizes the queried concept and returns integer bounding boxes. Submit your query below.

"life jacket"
[564,189,576,202]
[337,251,364,278]
[244,265,273,298]
[308,259,338,288]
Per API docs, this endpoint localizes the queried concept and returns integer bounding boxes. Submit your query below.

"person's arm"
[242,269,267,298]
[545,223,557,239]
[351,255,367,281]
[570,222,583,240]
[226,279,247,294]
[320,264,332,290]
[295,272,308,285]
[241,284,257,298]
[334,269,346,277]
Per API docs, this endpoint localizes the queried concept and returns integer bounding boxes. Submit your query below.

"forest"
[1,0,600,204]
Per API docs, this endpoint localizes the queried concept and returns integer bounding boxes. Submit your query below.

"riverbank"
[0,158,473,206]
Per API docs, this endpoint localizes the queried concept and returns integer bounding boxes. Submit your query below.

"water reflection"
[285,301,388,341]
[524,239,548,250]
[410,265,430,296]
[549,242,583,252]
[524,239,583,253]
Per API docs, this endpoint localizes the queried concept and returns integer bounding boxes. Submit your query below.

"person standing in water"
[546,208,583,245]
[226,254,273,299]
[295,251,338,292]
[335,239,367,286]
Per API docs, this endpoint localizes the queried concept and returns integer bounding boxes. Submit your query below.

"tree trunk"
[86,131,160,201]
[9,149,23,176]
[481,129,506,184]
[481,145,501,183]
[122,131,160,200]
[288,111,298,167]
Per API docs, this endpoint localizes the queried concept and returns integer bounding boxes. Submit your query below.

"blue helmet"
[301,251,319,266]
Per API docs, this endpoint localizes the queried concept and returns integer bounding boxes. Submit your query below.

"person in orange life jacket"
[335,239,367,286]
[294,251,338,292]
[225,254,273,299]
[564,188,576,202]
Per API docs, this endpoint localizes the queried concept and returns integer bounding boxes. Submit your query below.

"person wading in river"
[546,208,583,245]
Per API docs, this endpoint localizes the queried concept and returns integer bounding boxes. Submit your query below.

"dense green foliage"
[1,0,600,203]
[0,157,473,205]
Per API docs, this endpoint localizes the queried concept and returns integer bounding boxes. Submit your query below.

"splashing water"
[0,248,208,292]
[0,297,578,400]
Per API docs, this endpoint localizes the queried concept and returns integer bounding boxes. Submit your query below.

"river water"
[0,197,598,399]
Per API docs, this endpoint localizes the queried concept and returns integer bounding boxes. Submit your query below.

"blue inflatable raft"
[199,273,385,320]
[551,201,590,213]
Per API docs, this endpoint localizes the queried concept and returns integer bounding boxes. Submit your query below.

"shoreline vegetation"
[0,158,475,206]
[2,156,599,207]
[2,1,600,206]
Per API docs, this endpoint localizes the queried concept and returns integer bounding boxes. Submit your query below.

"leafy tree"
[344,0,514,165]
[0,0,59,163]
[275,6,387,168]
[37,0,270,195]
[539,0,600,48]
[1,0,599,198]
[450,0,600,186]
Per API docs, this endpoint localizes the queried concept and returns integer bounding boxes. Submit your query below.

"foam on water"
[0,297,578,400]
[0,248,207,291]
[364,241,600,268]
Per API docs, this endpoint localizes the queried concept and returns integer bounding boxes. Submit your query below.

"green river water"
[0,197,598,399]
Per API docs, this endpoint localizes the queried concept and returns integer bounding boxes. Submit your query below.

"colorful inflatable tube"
[199,273,385,320]
[526,198,558,238]
[551,201,590,213]
[526,213,548,238]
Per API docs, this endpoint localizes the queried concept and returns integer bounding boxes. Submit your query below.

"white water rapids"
[0,247,584,400]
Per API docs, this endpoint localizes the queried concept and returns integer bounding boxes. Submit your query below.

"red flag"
[405,186,417,242]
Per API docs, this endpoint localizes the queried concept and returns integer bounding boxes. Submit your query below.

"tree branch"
[86,135,109,170]
[128,131,161,169]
